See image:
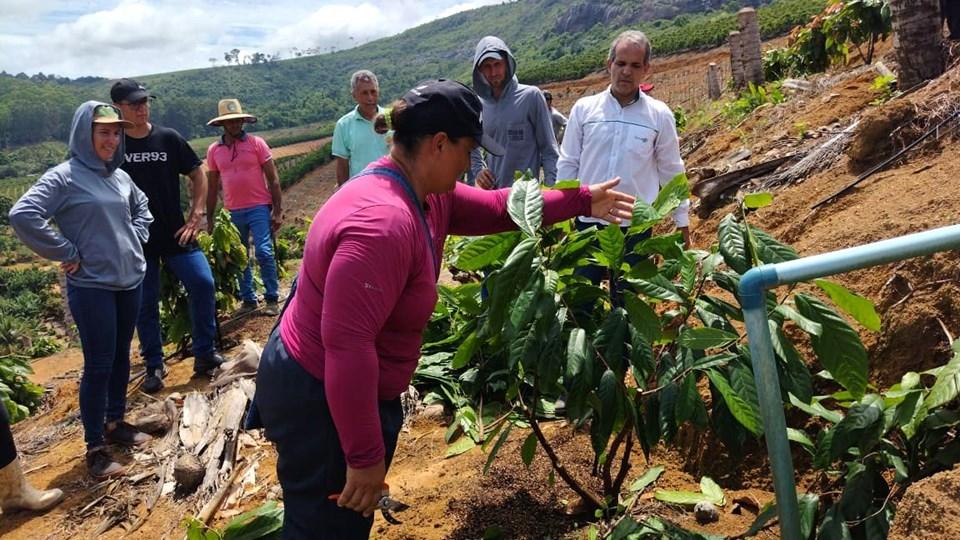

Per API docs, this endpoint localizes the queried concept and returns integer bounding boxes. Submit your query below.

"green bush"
[723,81,786,123]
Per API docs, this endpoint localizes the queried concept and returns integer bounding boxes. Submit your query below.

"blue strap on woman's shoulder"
[344,166,439,278]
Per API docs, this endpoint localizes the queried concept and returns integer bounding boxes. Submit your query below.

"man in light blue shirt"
[332,70,390,185]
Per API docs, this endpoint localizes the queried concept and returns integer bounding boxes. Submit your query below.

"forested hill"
[0,0,823,147]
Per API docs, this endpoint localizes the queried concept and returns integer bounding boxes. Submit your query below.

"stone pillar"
[890,0,944,89]
[707,63,722,99]
[729,31,745,89]
[737,7,763,86]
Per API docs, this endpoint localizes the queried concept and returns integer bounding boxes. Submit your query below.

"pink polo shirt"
[206,133,273,210]
[279,156,593,468]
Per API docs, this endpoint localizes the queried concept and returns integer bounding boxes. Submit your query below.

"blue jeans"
[137,249,217,369]
[67,284,142,450]
[255,328,403,540]
[230,205,279,304]
[574,219,651,308]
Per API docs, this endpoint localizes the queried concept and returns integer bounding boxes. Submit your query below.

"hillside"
[0,0,822,148]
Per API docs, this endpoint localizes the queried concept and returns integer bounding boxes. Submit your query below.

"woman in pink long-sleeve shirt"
[252,79,635,540]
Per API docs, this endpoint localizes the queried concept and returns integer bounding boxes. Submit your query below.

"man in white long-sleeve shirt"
[558,30,690,304]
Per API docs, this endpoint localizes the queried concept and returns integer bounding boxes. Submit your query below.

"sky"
[0,0,505,79]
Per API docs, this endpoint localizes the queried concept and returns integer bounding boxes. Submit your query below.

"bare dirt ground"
[268,138,328,161]
[5,37,960,539]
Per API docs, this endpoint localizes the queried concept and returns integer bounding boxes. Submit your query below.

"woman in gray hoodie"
[10,101,154,479]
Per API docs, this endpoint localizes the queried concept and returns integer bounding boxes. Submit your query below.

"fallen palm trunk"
[692,154,796,216]
[761,121,859,189]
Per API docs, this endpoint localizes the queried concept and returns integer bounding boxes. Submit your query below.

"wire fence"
[648,62,732,112]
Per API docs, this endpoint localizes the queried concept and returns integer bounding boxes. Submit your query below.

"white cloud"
[262,3,390,55]
[0,0,511,78]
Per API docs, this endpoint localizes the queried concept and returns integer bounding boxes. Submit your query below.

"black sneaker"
[104,420,152,447]
[262,299,280,316]
[86,447,126,479]
[236,301,258,316]
[194,351,226,377]
[142,366,165,394]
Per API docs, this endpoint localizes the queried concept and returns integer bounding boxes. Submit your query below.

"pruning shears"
[328,482,410,524]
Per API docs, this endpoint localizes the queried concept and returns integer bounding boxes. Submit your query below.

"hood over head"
[69,100,126,176]
[472,36,517,100]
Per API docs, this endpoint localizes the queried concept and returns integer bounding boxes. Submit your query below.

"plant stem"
[612,430,634,495]
[525,382,604,509]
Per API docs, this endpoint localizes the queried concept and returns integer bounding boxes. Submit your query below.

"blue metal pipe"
[739,224,960,540]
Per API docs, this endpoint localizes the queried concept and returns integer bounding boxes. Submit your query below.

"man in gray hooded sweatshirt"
[470,36,559,189]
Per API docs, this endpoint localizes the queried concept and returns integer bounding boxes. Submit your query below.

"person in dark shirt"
[112,79,225,393]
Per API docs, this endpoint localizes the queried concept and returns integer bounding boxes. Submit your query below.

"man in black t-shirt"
[112,79,224,393]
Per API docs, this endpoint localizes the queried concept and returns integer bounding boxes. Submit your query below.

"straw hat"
[207,98,258,127]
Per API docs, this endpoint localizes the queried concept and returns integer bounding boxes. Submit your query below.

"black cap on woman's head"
[401,79,504,156]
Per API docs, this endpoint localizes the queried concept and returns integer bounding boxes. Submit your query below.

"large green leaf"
[624,294,661,343]
[629,274,685,303]
[505,270,545,342]
[830,397,883,459]
[482,237,537,338]
[652,173,690,217]
[483,422,514,474]
[220,501,284,540]
[798,493,820,540]
[594,369,620,456]
[675,373,706,427]
[789,394,844,424]
[706,369,763,435]
[597,222,625,274]
[445,436,477,458]
[654,475,724,507]
[750,226,799,264]
[768,322,813,404]
[718,214,750,274]
[520,431,537,467]
[629,465,666,493]
[629,199,661,234]
[922,339,960,411]
[451,331,480,370]
[902,340,960,438]
[596,308,630,373]
[742,192,773,209]
[815,279,881,332]
[453,232,520,271]
[743,502,778,537]
[774,304,822,336]
[507,179,543,237]
[566,328,589,379]
[699,476,725,506]
[653,490,715,506]
[795,293,869,398]
[691,352,737,371]
[629,326,655,386]
[633,232,684,259]
[678,327,738,350]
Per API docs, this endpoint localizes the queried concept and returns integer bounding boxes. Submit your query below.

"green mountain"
[0,0,822,149]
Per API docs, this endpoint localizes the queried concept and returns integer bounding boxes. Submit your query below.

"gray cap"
[477,51,503,65]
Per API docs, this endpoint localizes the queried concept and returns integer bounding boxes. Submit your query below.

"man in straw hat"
[111,78,225,392]
[205,99,282,317]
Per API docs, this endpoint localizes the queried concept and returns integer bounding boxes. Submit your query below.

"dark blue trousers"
[0,405,15,468]
[67,284,142,449]
[254,328,403,540]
